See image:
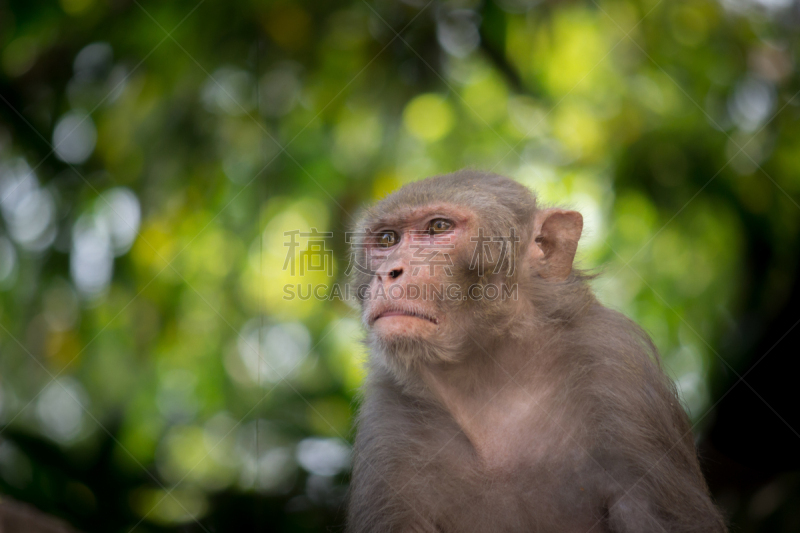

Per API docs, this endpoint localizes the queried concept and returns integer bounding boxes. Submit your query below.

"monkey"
[346,170,727,533]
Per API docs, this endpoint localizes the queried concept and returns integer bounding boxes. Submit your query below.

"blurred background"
[0,0,799,531]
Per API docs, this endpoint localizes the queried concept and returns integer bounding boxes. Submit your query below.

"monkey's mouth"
[372,309,439,325]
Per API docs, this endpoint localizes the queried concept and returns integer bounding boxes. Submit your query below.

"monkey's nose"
[388,268,403,279]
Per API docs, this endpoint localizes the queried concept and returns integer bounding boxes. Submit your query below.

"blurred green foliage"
[0,0,799,531]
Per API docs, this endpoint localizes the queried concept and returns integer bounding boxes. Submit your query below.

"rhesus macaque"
[347,170,726,532]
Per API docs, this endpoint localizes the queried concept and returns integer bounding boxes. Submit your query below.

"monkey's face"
[353,172,586,373]
[360,204,481,365]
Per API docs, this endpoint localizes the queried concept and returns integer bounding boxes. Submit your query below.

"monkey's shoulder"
[355,371,472,457]
[560,307,699,461]
[357,371,458,435]
[569,306,676,395]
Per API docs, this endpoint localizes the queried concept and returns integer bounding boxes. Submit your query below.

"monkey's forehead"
[358,171,538,230]
[378,171,534,204]
[360,202,473,230]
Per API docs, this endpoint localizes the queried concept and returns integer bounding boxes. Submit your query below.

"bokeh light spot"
[403,94,455,142]
[53,111,97,164]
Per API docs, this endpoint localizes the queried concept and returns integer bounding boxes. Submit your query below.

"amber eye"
[377,230,399,248]
[428,218,452,235]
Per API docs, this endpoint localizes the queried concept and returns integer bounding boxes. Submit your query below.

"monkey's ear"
[529,209,583,280]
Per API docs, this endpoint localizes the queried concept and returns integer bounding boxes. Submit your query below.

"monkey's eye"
[428,219,452,235]
[377,230,399,248]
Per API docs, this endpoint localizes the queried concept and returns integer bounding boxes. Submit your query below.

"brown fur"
[347,170,726,532]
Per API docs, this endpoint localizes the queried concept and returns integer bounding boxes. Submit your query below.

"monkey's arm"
[598,407,727,532]
[588,318,727,533]
[346,451,440,533]
[347,385,441,533]
[606,479,727,533]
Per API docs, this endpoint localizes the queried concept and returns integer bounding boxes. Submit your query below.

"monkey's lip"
[372,309,439,325]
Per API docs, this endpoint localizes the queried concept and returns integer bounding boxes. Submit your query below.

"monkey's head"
[352,169,583,374]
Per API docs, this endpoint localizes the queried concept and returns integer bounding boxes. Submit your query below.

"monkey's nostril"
[389,268,403,279]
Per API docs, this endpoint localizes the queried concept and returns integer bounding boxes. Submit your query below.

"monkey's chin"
[368,325,456,373]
